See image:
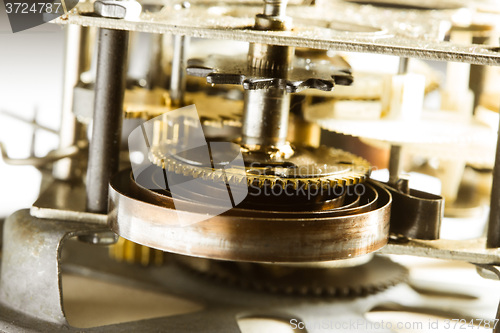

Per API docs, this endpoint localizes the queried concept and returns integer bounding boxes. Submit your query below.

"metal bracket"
[474,265,500,333]
[0,210,109,326]
[379,238,500,264]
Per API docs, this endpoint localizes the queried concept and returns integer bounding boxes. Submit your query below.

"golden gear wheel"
[149,144,371,189]
[109,237,166,266]
[123,87,243,128]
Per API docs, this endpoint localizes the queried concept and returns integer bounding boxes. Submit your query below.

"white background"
[0,7,64,217]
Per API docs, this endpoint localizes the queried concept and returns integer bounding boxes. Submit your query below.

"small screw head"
[94,0,142,19]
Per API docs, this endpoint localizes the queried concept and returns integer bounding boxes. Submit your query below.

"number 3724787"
[5,2,63,14]
[444,319,499,330]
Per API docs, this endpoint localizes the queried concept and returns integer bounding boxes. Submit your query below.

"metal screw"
[263,0,287,17]
[174,1,191,10]
[255,0,291,31]
[94,0,142,19]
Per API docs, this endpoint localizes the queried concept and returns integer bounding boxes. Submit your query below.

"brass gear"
[150,144,371,189]
[109,237,166,266]
[176,255,408,297]
[123,87,243,128]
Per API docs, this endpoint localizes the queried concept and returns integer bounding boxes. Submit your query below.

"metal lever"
[0,142,85,167]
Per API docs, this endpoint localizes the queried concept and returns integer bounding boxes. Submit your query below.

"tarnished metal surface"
[31,180,107,225]
[108,169,392,262]
[54,1,500,66]
[0,239,497,332]
[0,210,108,326]
[385,183,444,240]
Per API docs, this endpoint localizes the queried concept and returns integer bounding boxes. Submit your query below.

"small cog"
[109,237,166,266]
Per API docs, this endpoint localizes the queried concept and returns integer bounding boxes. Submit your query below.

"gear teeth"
[298,286,309,296]
[312,287,323,296]
[109,237,166,266]
[351,286,362,296]
[339,287,350,297]
[326,286,336,296]
[150,147,371,191]
[303,181,310,190]
[176,256,408,299]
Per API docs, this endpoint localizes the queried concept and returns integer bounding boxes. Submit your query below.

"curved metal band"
[108,170,391,262]
[136,166,366,216]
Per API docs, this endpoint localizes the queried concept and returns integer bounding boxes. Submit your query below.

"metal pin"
[170,35,190,107]
[86,28,129,213]
[398,57,409,75]
[53,24,91,181]
[241,88,291,147]
[487,112,500,248]
[388,57,409,189]
[263,0,288,17]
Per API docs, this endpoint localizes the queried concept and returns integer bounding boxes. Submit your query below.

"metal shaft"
[469,36,489,114]
[243,43,292,148]
[86,28,129,213]
[170,34,190,107]
[241,88,290,147]
[241,0,292,149]
[487,112,500,248]
[388,144,403,186]
[398,57,409,75]
[388,57,409,186]
[263,0,287,17]
[53,24,92,180]
[495,300,500,333]
[146,33,166,89]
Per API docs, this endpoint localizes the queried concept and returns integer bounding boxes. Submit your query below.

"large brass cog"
[149,144,371,189]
